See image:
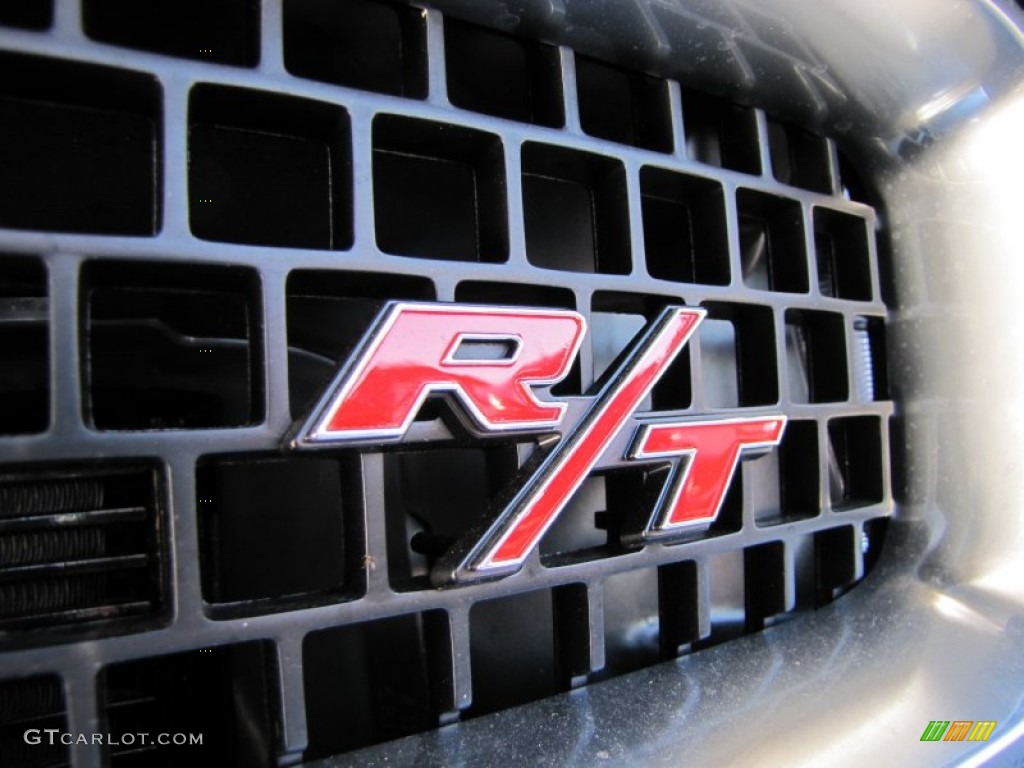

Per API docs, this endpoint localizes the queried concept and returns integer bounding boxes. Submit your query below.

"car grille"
[0,1,893,765]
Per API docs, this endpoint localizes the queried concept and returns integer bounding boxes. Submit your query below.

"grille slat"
[0,526,108,565]
[0,552,150,582]
[0,481,105,519]
[0,506,148,533]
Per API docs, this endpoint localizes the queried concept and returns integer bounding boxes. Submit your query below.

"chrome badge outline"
[288,301,786,586]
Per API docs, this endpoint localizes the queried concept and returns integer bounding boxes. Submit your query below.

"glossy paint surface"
[477,308,704,572]
[636,416,786,530]
[301,303,585,441]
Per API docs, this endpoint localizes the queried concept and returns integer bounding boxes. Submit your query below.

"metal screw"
[852,317,875,402]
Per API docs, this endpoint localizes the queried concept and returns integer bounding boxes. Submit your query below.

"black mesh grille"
[0,3,893,765]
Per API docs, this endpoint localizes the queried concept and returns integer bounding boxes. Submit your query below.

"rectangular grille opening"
[745,443,782,526]
[837,149,876,206]
[102,642,277,766]
[888,416,914,507]
[303,612,446,758]
[853,316,889,401]
[552,445,743,555]
[0,255,47,435]
[83,0,259,67]
[591,291,691,410]
[602,568,661,675]
[283,0,427,98]
[445,18,563,126]
[575,55,672,152]
[755,419,820,526]
[682,89,760,174]
[522,142,630,274]
[189,84,352,250]
[0,0,51,30]
[767,118,833,193]
[455,280,582,396]
[0,676,67,767]
[814,525,857,605]
[197,454,362,615]
[468,590,557,717]
[738,431,817,532]
[0,52,160,236]
[551,583,591,687]
[744,541,787,630]
[286,270,436,419]
[814,207,873,300]
[703,549,745,643]
[0,465,164,638]
[699,317,738,408]
[862,517,888,575]
[665,463,744,544]
[590,306,646,392]
[640,166,730,286]
[785,309,849,403]
[737,189,808,293]
[83,260,261,431]
[827,416,884,510]
[454,281,575,309]
[384,444,521,590]
[700,302,778,407]
[657,561,703,655]
[374,115,508,262]
[790,535,817,611]
[544,480,612,563]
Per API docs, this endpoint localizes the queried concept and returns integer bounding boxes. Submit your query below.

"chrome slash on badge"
[288,303,786,586]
